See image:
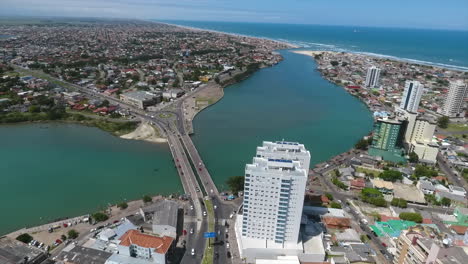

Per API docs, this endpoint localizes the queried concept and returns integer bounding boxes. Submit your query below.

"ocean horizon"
[156,20,468,71]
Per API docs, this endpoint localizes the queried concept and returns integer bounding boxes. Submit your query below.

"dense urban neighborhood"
[1,19,468,264]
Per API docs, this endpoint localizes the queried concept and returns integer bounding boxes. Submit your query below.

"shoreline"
[153,20,300,49]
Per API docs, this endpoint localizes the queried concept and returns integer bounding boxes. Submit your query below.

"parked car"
[191,248,195,256]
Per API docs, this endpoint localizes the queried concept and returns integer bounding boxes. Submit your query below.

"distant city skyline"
[1,0,468,30]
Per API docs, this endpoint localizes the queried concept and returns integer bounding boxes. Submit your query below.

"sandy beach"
[292,50,336,57]
[121,121,167,143]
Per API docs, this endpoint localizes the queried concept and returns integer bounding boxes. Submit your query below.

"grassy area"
[13,67,77,91]
[159,113,173,118]
[356,166,382,177]
[202,199,215,264]
[196,97,215,106]
[446,123,468,132]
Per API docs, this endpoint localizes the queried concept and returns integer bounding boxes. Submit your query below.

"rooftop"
[54,245,112,264]
[151,200,179,228]
[0,236,46,264]
[118,229,173,254]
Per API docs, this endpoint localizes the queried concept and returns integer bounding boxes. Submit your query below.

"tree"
[380,170,403,182]
[355,138,369,150]
[437,116,449,129]
[143,195,153,203]
[409,151,419,163]
[226,176,245,194]
[325,193,334,201]
[117,201,128,209]
[61,234,67,241]
[330,61,339,67]
[67,229,79,239]
[414,165,438,178]
[16,233,33,244]
[399,212,423,223]
[361,188,387,207]
[330,202,342,209]
[92,212,109,222]
[391,198,408,208]
[440,197,451,207]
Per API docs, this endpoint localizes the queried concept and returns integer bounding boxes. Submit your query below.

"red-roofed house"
[115,229,174,264]
[380,214,400,222]
[350,178,366,191]
[322,217,351,230]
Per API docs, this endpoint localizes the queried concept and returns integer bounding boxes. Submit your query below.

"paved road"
[437,153,468,189]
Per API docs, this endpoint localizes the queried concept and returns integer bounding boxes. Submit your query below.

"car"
[226,242,230,248]
[199,168,202,171]
[191,248,195,256]
[225,233,229,239]
[190,228,194,234]
[214,205,217,210]
[190,205,194,210]
[225,228,229,233]
[203,211,207,217]
[227,251,231,258]
[382,242,387,247]
[229,213,234,219]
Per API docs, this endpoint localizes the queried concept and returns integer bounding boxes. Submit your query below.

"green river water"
[0,50,373,235]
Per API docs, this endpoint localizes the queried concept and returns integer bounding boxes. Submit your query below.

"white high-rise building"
[236,141,311,262]
[400,80,424,113]
[241,158,307,245]
[364,66,381,88]
[256,141,311,171]
[440,80,468,117]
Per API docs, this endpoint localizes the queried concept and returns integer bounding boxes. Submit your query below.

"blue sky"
[1,0,468,30]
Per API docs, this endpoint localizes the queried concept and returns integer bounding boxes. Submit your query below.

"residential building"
[108,229,173,264]
[368,118,406,163]
[256,141,311,171]
[440,80,468,117]
[120,91,161,109]
[236,141,314,262]
[241,157,307,245]
[399,111,438,163]
[400,80,424,113]
[365,66,381,88]
[393,226,467,264]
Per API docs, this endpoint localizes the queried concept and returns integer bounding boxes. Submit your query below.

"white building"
[400,80,424,113]
[256,141,311,171]
[364,66,381,88]
[106,229,173,264]
[399,111,439,163]
[236,141,314,262]
[440,80,468,117]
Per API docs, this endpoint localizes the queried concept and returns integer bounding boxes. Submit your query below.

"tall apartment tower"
[441,80,468,117]
[400,80,424,113]
[241,141,310,247]
[256,141,311,171]
[364,66,381,88]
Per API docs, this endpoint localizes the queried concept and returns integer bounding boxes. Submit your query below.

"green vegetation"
[117,201,128,210]
[325,193,334,201]
[360,234,370,243]
[391,198,408,208]
[356,166,381,178]
[332,177,348,190]
[413,165,438,179]
[355,137,373,150]
[92,212,109,222]
[67,229,79,239]
[226,176,244,194]
[379,170,403,182]
[361,188,387,207]
[425,194,441,206]
[408,151,419,163]
[202,199,215,264]
[441,197,451,207]
[445,123,468,132]
[399,212,423,223]
[437,116,450,129]
[142,195,152,203]
[330,202,342,209]
[16,233,33,244]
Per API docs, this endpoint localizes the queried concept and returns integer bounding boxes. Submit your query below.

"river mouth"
[191,50,373,188]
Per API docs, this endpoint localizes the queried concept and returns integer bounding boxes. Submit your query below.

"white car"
[226,242,230,248]
[190,228,194,234]
[191,248,195,256]
[203,211,207,217]
[190,205,194,210]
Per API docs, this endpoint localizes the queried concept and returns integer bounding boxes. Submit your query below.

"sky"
[1,0,468,30]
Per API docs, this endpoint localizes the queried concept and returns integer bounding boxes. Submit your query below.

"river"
[0,123,180,235]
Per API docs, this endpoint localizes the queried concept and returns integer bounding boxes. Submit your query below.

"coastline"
[153,20,300,49]
[120,121,167,143]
